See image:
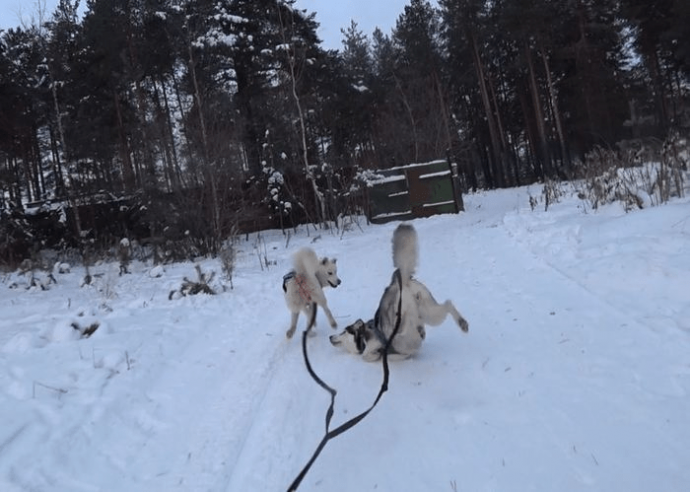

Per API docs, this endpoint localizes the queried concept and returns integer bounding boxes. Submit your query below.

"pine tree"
[0,27,50,202]
[440,0,510,187]
[620,0,688,132]
[325,21,377,167]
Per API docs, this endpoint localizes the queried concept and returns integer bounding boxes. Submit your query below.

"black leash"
[287,270,404,492]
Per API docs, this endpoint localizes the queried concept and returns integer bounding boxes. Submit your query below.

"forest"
[1,0,688,266]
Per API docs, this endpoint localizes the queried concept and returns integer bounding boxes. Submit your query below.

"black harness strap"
[287,270,404,492]
[282,271,296,292]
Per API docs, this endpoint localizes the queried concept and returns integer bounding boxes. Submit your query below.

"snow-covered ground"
[1,185,689,492]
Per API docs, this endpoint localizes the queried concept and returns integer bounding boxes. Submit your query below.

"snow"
[419,170,451,179]
[1,185,689,492]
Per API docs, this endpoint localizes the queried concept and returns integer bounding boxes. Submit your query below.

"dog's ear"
[321,257,328,265]
[332,258,337,264]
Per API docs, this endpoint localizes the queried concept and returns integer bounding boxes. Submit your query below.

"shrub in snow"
[218,243,236,289]
[117,238,132,275]
[169,264,216,299]
[262,165,294,228]
[91,265,120,302]
[576,136,686,211]
[14,258,57,290]
[71,321,101,339]
[0,204,68,268]
[542,178,565,211]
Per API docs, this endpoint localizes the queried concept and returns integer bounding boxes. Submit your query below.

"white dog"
[283,247,342,339]
[330,224,468,361]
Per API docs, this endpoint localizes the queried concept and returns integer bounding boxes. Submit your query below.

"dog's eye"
[355,333,365,353]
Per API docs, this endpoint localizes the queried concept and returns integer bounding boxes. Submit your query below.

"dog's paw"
[330,320,338,329]
[362,350,383,363]
[457,317,469,332]
[286,327,296,339]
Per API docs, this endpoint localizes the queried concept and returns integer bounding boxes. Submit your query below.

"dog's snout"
[329,335,340,345]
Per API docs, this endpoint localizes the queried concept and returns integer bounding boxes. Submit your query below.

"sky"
[1,176,689,491]
[0,0,428,50]
[295,0,431,49]
[0,0,53,29]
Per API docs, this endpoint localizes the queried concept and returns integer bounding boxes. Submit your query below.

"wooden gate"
[366,160,464,224]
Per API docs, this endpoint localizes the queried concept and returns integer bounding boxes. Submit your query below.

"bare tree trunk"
[187,35,221,242]
[574,0,598,142]
[124,12,156,186]
[276,4,326,225]
[433,71,453,153]
[525,40,552,178]
[646,48,669,131]
[469,28,503,187]
[187,42,209,160]
[113,90,136,191]
[29,129,43,199]
[48,127,64,192]
[487,69,512,186]
[158,76,182,190]
[170,69,197,189]
[151,80,173,191]
[46,65,83,236]
[541,47,569,171]
[394,74,420,163]
[21,146,34,202]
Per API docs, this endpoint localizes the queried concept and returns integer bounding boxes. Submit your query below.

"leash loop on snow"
[287,270,403,492]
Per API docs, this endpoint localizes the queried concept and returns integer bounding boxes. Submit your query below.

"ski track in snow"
[1,186,689,492]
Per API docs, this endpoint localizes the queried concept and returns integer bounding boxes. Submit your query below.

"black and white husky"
[283,247,342,339]
[330,224,468,361]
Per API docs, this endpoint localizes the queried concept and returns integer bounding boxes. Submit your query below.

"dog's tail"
[292,247,320,277]
[392,223,418,283]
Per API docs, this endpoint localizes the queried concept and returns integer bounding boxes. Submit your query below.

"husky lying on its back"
[283,247,342,339]
[330,224,468,361]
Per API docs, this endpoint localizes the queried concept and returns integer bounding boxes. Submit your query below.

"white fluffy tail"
[292,247,319,277]
[392,223,418,282]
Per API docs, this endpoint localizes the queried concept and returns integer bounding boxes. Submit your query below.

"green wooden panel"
[416,175,455,202]
[366,160,460,224]
[370,191,409,216]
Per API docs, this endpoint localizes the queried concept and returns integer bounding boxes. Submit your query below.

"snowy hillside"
[1,185,689,491]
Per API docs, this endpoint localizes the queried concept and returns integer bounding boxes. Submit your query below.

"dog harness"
[372,323,400,356]
[283,270,312,305]
[369,317,389,348]
[282,271,295,292]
